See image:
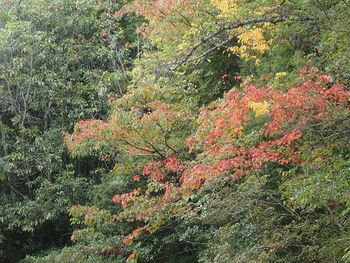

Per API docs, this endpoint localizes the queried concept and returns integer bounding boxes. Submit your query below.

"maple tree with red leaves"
[66,68,349,250]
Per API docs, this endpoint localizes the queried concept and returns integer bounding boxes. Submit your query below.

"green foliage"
[0,0,139,261]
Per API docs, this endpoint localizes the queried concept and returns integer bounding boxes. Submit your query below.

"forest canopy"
[0,0,350,262]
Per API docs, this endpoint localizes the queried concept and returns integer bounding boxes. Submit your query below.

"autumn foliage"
[4,0,350,262]
[66,68,349,249]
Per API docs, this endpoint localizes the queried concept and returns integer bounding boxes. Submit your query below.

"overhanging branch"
[170,15,313,71]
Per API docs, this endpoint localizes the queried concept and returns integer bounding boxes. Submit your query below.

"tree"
[0,0,138,261]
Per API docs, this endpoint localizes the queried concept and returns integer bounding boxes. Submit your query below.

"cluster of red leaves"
[191,74,342,150]
[64,98,191,159]
[119,0,202,39]
[139,156,185,182]
[64,120,109,153]
[123,226,147,245]
[113,188,141,208]
[113,157,184,213]
[111,157,186,243]
[183,69,349,190]
[120,0,199,18]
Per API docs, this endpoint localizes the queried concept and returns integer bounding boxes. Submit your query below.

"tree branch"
[134,129,167,159]
[156,122,178,154]
[170,15,313,70]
